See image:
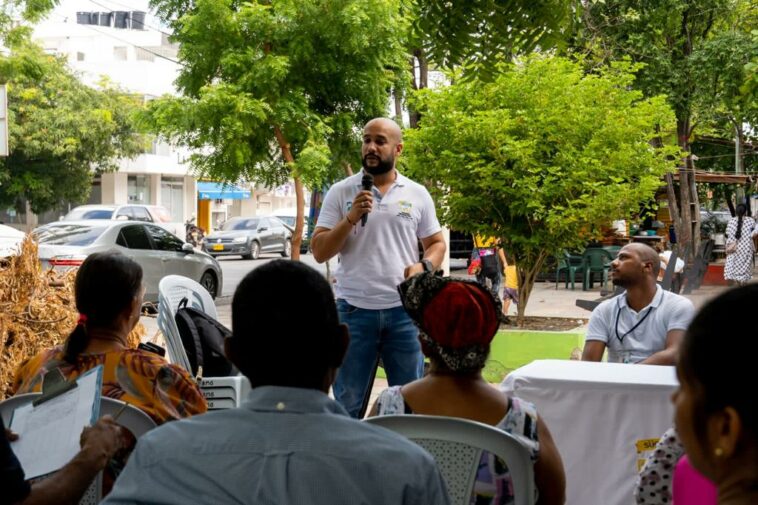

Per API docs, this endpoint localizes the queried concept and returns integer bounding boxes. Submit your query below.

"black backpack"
[478,248,500,278]
[174,297,236,377]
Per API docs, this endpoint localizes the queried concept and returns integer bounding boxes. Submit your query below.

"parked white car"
[62,204,183,237]
[0,224,25,258]
[33,221,222,300]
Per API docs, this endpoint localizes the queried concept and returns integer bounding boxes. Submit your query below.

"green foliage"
[0,42,143,213]
[577,0,755,136]
[145,0,407,188]
[412,0,578,78]
[403,56,679,315]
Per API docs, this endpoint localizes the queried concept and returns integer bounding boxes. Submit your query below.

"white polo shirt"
[316,171,441,309]
[585,285,695,363]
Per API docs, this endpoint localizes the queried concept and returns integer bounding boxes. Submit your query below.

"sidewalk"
[141,278,728,343]
[140,278,729,412]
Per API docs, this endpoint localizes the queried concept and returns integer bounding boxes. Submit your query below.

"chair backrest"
[659,246,679,291]
[365,415,536,505]
[582,248,612,268]
[158,275,217,372]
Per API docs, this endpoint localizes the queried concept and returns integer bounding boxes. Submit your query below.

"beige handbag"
[725,241,737,255]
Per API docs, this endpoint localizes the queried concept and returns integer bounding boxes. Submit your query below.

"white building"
[2,0,299,232]
[25,0,197,227]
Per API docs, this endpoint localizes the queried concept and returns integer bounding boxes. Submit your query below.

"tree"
[145,0,407,259]
[576,0,757,260]
[412,0,577,78]
[403,56,679,323]
[0,40,143,213]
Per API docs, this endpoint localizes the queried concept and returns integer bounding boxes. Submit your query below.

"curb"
[215,295,232,306]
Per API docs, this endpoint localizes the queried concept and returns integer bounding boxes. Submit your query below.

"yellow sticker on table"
[636,438,661,471]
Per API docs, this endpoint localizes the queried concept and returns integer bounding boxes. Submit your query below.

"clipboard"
[9,366,103,479]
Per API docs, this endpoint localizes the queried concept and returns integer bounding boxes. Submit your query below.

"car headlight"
[233,237,247,243]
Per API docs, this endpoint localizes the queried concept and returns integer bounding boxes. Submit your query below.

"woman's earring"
[714,447,724,457]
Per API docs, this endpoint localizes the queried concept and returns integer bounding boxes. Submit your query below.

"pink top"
[673,456,717,504]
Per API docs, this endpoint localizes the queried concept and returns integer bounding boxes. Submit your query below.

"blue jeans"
[333,299,424,418]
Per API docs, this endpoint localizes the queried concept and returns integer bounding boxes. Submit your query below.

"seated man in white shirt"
[582,243,695,365]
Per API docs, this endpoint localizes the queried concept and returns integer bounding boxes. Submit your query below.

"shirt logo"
[397,201,413,221]
[346,202,352,212]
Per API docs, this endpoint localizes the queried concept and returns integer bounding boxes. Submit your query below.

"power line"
[49,12,182,66]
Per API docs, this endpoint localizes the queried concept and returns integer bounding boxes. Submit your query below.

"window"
[259,218,270,229]
[113,46,128,61]
[146,225,183,252]
[132,207,151,222]
[117,225,152,250]
[127,175,151,204]
[135,48,155,62]
[35,224,108,246]
[114,208,133,220]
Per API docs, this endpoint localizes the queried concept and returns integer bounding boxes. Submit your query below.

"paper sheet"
[10,366,102,479]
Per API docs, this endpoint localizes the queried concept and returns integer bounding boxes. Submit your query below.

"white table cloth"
[501,360,678,505]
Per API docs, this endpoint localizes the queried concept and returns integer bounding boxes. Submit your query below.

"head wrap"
[398,273,502,372]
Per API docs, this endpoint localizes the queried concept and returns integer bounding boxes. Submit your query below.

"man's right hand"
[349,190,373,224]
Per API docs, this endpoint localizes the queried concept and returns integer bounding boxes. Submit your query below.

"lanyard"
[613,294,661,344]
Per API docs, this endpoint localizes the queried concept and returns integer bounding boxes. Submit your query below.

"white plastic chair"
[365,415,536,505]
[1,393,157,505]
[1,393,156,436]
[157,275,217,373]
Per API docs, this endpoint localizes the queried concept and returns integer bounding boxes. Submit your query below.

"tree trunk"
[735,121,744,201]
[274,125,304,261]
[393,87,403,124]
[408,48,428,129]
[343,161,353,177]
[676,118,699,263]
[515,251,549,326]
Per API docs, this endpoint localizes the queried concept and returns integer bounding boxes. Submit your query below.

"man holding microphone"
[312,117,446,418]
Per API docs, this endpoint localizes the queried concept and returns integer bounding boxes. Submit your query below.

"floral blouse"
[374,386,540,505]
[12,346,207,424]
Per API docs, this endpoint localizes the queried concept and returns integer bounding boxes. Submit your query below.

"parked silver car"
[203,216,291,259]
[62,204,183,237]
[34,221,222,300]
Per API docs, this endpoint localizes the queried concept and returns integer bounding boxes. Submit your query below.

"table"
[631,235,663,245]
[500,360,678,505]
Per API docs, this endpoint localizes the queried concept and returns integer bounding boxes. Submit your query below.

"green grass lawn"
[377,330,585,382]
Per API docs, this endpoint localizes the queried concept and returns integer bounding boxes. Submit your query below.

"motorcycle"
[184,218,206,249]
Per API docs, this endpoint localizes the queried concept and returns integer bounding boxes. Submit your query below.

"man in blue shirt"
[104,260,450,505]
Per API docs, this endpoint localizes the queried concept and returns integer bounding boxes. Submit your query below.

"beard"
[362,153,394,175]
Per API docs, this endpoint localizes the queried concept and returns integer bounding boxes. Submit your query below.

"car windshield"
[222,218,260,231]
[151,206,173,222]
[276,216,296,227]
[64,208,115,220]
[35,224,108,246]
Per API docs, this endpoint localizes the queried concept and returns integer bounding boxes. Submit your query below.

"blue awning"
[197,182,251,200]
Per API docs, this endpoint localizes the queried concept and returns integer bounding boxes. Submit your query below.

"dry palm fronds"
[0,236,143,400]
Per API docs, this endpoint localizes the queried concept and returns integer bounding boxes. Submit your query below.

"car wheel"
[248,241,260,260]
[281,239,291,258]
[199,271,218,299]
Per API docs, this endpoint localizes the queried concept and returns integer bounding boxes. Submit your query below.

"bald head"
[624,243,661,277]
[364,118,403,143]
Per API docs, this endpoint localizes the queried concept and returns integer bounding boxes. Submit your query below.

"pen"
[112,401,130,422]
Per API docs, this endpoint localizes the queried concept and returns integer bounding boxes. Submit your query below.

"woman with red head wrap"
[370,273,565,505]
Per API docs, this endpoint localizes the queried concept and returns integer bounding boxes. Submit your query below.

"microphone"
[361,173,373,227]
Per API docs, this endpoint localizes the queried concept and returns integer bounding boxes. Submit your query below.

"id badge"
[620,351,632,364]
